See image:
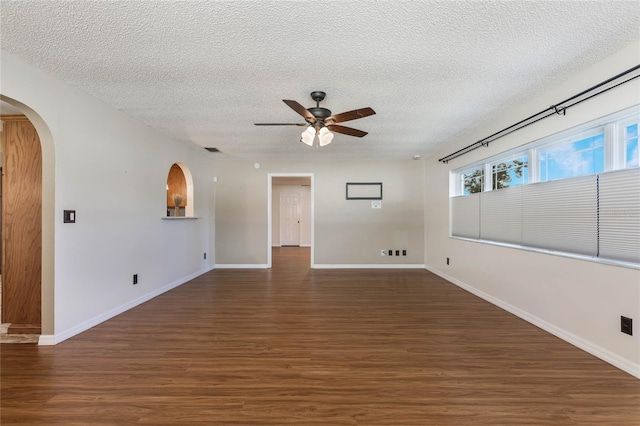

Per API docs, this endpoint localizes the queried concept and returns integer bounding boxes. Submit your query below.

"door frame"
[267,173,314,268]
[0,95,55,339]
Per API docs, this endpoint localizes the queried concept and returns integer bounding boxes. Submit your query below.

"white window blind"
[522,175,598,256]
[449,107,639,266]
[451,193,480,239]
[480,185,523,245]
[599,168,640,263]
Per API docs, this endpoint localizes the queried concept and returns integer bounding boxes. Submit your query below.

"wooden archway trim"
[0,115,29,122]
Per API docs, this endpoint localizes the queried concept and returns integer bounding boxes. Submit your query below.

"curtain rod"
[438,64,640,164]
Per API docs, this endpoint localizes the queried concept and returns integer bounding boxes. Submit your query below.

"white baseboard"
[38,267,211,346]
[38,335,56,345]
[215,264,269,269]
[425,265,640,379]
[314,264,425,269]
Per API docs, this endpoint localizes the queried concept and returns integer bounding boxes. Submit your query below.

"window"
[625,122,638,168]
[539,131,604,182]
[462,167,484,195]
[450,105,640,267]
[491,155,528,190]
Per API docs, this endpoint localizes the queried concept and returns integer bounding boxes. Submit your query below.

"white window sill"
[450,236,640,270]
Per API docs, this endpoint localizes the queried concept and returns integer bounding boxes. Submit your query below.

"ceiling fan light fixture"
[318,126,334,147]
[257,91,375,147]
[301,126,316,146]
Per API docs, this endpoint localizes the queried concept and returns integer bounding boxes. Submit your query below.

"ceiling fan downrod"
[308,91,331,122]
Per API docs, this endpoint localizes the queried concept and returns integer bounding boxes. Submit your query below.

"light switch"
[63,210,76,223]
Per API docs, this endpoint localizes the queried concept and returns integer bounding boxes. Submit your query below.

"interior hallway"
[1,247,638,425]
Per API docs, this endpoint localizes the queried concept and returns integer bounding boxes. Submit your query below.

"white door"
[280,193,300,246]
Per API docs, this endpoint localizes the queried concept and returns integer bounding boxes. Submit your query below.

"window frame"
[459,165,485,195]
[452,105,639,196]
[619,116,639,169]
[488,152,529,191]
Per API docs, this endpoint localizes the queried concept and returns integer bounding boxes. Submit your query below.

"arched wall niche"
[166,162,194,217]
[0,95,55,337]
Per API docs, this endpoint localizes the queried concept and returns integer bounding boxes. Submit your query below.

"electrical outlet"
[446,257,450,265]
[395,250,400,256]
[133,274,138,285]
[388,249,393,256]
[402,250,407,256]
[621,316,633,336]
[380,250,386,256]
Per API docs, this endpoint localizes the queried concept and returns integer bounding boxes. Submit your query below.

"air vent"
[205,147,221,153]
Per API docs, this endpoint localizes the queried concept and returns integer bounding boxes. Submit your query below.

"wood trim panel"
[1,119,42,328]
[6,323,41,334]
[0,115,29,122]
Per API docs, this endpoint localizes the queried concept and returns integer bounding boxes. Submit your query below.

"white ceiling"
[1,1,638,161]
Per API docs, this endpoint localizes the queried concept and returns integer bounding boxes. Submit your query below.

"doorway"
[0,96,55,342]
[267,173,314,268]
[0,113,42,336]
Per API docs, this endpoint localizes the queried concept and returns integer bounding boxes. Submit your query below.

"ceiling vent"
[205,147,221,153]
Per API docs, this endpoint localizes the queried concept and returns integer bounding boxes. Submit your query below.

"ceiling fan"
[254,91,375,147]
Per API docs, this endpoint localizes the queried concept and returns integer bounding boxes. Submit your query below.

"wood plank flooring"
[2,247,639,425]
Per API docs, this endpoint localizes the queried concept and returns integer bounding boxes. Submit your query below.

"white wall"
[272,184,312,247]
[424,40,640,378]
[1,50,216,343]
[214,160,425,267]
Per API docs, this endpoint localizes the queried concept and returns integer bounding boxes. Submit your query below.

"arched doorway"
[1,114,42,334]
[0,96,55,340]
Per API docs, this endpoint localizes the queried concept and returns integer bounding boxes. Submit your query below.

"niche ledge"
[161,217,199,220]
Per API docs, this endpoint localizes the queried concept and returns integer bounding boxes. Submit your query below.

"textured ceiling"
[1,1,639,161]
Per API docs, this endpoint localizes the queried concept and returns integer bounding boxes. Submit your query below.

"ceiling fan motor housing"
[307,107,332,121]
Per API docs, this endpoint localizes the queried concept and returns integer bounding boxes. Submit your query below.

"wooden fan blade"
[327,124,368,138]
[254,123,307,126]
[327,107,375,124]
[283,99,316,122]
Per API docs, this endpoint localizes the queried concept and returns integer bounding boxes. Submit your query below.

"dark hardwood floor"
[2,247,639,425]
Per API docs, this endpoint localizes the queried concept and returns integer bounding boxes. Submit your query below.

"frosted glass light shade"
[301,126,316,146]
[318,127,334,146]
